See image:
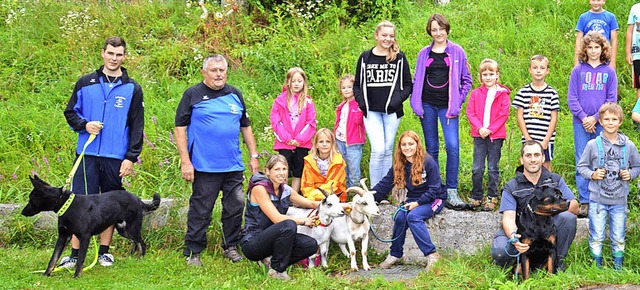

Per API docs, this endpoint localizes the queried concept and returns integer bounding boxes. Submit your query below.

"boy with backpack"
[577,102,640,270]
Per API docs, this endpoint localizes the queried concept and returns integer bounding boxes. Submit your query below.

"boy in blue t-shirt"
[574,0,619,69]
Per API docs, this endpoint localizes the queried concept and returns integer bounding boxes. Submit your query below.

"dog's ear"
[30,175,47,188]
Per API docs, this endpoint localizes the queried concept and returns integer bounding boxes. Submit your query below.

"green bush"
[244,0,404,23]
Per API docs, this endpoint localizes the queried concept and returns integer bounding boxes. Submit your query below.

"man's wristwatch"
[250,153,259,158]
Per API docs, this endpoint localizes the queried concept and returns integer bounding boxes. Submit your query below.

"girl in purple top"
[568,31,618,215]
[410,13,472,211]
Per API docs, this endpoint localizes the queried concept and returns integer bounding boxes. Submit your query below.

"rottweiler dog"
[21,175,160,277]
[515,185,569,280]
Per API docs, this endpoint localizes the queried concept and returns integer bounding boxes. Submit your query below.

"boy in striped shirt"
[512,55,559,171]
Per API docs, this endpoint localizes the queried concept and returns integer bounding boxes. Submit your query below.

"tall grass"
[1,0,636,203]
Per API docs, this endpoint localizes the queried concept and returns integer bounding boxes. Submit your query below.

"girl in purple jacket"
[270,67,317,193]
[410,13,473,211]
[568,31,618,216]
[334,74,365,188]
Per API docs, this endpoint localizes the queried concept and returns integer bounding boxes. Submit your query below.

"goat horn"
[346,186,365,196]
[359,178,369,192]
[318,187,330,198]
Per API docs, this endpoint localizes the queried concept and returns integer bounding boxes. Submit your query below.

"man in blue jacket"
[60,36,145,268]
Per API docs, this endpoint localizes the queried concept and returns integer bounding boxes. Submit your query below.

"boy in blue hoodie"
[577,102,640,270]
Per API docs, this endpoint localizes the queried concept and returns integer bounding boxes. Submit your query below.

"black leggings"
[241,220,318,272]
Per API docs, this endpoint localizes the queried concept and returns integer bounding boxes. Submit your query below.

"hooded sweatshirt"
[269,88,317,150]
[577,132,640,205]
[353,49,413,118]
[372,155,446,205]
[567,63,617,124]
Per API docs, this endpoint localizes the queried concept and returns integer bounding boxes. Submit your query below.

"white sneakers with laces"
[98,253,115,267]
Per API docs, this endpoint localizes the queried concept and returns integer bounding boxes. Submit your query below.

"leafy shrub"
[245,0,404,23]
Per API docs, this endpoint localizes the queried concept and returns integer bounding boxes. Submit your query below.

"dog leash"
[63,134,96,190]
[369,204,409,243]
[35,134,100,274]
[505,235,522,281]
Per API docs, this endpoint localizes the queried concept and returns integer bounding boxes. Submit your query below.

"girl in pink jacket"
[465,59,510,211]
[270,67,317,193]
[334,74,365,188]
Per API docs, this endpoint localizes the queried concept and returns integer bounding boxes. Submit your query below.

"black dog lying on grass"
[21,175,160,277]
[515,185,569,280]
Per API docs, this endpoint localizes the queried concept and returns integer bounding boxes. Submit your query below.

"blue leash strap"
[370,204,409,243]
[505,236,521,281]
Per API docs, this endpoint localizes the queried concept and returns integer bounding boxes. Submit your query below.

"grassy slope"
[1,0,639,288]
[0,0,637,202]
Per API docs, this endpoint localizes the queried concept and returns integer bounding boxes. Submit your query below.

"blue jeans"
[471,138,503,201]
[420,103,459,189]
[389,198,444,258]
[364,111,401,188]
[336,140,363,188]
[491,211,577,267]
[588,202,627,258]
[573,123,603,203]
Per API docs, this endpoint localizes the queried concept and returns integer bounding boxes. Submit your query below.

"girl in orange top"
[301,128,347,202]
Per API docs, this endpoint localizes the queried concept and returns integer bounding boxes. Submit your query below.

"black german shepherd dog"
[21,175,160,277]
[515,185,569,280]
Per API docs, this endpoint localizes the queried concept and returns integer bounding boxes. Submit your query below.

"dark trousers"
[471,138,503,201]
[491,211,577,267]
[72,155,124,195]
[241,220,318,272]
[183,171,244,256]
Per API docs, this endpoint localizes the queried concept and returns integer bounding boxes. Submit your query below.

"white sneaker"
[98,253,114,267]
[379,255,401,269]
[425,252,440,272]
[58,256,77,269]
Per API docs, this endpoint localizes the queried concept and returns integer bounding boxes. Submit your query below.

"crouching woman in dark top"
[372,130,447,272]
[240,154,319,281]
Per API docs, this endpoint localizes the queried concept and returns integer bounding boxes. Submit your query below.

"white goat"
[286,189,344,268]
[330,179,380,271]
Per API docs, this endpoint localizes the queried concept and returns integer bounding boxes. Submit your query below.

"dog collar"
[57,194,75,216]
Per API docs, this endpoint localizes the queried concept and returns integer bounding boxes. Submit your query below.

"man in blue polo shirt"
[175,54,260,266]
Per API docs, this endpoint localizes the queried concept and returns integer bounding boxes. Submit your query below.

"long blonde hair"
[284,67,310,114]
[393,131,426,188]
[309,128,339,161]
[375,20,400,63]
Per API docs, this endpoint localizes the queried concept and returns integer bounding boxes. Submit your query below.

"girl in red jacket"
[465,59,510,211]
[334,74,365,188]
[270,67,317,193]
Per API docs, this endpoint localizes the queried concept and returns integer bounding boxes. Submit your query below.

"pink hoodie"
[270,88,317,150]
